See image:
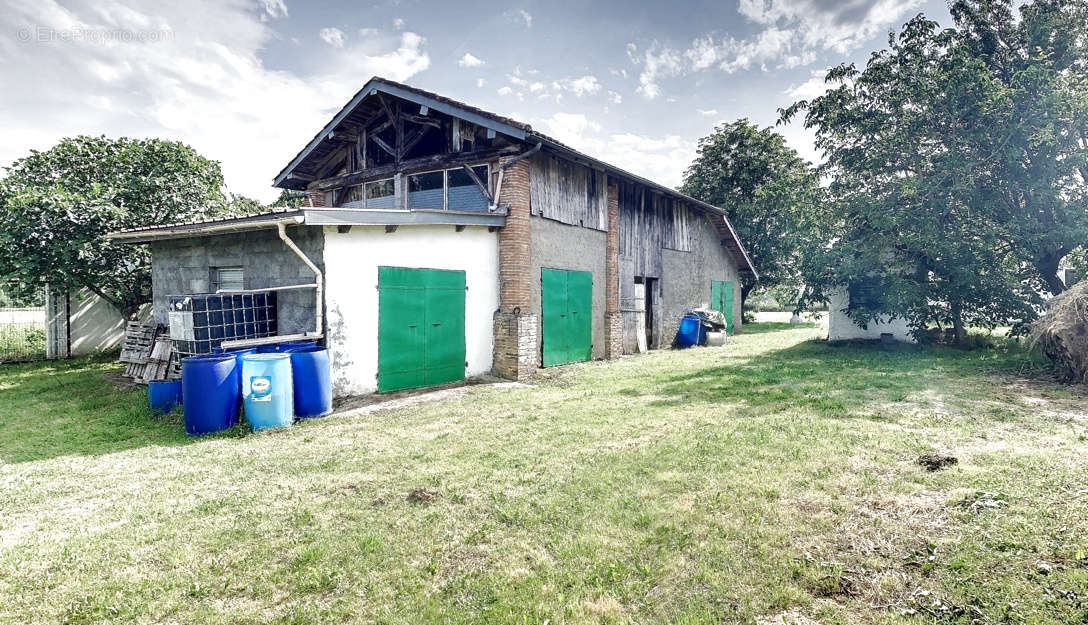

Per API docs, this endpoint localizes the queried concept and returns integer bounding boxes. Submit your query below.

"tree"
[780,0,1088,342]
[272,189,309,208]
[681,119,823,312]
[0,136,231,317]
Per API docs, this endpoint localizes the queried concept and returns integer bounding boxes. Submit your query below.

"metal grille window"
[212,267,244,292]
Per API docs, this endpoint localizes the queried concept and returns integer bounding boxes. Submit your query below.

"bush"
[0,324,46,362]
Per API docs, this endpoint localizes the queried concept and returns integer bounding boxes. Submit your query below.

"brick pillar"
[492,156,538,380]
[604,181,623,358]
[307,190,327,207]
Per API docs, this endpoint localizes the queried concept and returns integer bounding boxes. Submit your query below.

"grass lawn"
[1,322,1086,624]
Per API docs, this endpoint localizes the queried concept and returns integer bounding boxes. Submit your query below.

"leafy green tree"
[272,189,309,208]
[681,119,823,312]
[0,136,230,317]
[781,0,1088,342]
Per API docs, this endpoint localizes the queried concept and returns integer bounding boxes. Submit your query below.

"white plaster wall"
[322,225,500,397]
[827,288,915,342]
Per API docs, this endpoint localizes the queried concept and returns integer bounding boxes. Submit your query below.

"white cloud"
[319,27,345,48]
[539,112,695,187]
[630,0,921,99]
[497,86,514,96]
[607,90,622,104]
[392,17,404,30]
[257,0,287,20]
[0,1,430,202]
[458,52,485,68]
[557,75,600,97]
[476,78,485,88]
[737,0,922,54]
[785,69,830,100]
[541,113,601,145]
[518,9,532,27]
[636,44,684,99]
[697,108,718,116]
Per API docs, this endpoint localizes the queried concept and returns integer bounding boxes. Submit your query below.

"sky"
[0,0,951,202]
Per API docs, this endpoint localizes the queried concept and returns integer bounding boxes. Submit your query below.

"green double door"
[711,280,735,333]
[541,268,593,367]
[377,266,466,392]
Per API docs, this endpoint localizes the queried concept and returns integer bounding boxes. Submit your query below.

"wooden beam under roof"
[309,145,520,191]
[461,164,493,203]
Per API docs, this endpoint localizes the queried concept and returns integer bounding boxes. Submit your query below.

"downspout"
[276,221,324,338]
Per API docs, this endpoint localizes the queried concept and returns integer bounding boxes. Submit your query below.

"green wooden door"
[541,268,593,366]
[711,280,735,333]
[378,267,466,392]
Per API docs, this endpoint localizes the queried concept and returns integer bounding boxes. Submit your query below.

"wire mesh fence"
[0,306,47,363]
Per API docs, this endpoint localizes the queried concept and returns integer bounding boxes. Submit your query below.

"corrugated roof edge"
[270,76,757,279]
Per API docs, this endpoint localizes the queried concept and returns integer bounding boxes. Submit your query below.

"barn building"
[110,77,757,397]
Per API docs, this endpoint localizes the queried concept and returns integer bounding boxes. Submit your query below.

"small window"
[407,171,444,209]
[447,165,489,212]
[336,185,363,208]
[212,267,244,292]
[365,178,395,209]
[848,278,884,310]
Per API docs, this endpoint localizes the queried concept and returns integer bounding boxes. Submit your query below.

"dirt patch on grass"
[917,453,958,472]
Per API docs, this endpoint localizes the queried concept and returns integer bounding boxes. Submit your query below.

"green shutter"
[722,281,734,333]
[711,280,735,334]
[541,268,592,366]
[378,267,466,392]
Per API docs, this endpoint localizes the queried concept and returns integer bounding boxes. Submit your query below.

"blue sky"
[0,0,949,201]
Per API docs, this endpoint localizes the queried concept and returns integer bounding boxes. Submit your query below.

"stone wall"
[149,225,324,336]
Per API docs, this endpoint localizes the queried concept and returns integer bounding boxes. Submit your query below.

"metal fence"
[0,306,47,363]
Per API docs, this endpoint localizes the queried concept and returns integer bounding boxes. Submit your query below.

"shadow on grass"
[652,332,1032,417]
[0,357,231,464]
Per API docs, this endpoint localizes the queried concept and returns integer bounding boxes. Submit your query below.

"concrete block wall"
[529,215,608,360]
[149,225,324,336]
[660,214,743,344]
[828,288,915,342]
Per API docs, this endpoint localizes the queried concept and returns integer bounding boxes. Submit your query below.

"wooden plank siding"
[528,155,607,230]
[617,181,695,276]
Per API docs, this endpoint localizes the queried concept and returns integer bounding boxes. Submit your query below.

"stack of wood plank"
[119,323,179,383]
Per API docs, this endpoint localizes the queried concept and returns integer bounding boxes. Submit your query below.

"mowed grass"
[1,323,1086,624]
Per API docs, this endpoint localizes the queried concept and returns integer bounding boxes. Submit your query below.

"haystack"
[1031,281,1088,383]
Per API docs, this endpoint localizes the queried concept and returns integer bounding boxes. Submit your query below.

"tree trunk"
[1036,248,1068,296]
[740,280,755,316]
[950,301,967,346]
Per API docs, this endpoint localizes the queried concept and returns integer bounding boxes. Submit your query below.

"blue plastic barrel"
[215,346,257,368]
[181,354,240,435]
[148,380,182,414]
[287,346,333,418]
[675,314,704,348]
[241,353,294,431]
[274,340,319,353]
